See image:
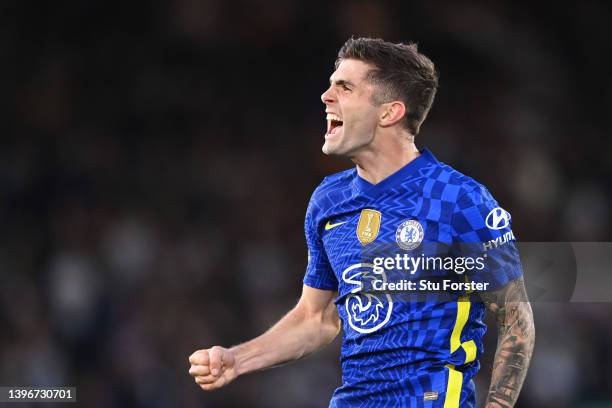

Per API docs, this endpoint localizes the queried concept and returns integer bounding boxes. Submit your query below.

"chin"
[322,143,343,156]
[322,141,334,155]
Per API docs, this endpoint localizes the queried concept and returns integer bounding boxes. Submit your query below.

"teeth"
[326,113,342,122]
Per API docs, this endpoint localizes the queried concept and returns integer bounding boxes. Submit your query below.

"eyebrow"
[329,78,356,88]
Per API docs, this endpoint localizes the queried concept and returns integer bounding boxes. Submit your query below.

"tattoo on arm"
[479,278,535,408]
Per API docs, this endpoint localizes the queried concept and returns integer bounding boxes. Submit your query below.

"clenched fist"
[189,346,238,391]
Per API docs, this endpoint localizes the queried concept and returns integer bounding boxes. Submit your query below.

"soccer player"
[189,38,535,407]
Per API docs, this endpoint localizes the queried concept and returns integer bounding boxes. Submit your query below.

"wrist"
[229,345,248,376]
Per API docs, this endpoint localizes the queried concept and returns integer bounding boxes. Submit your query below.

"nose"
[321,85,336,105]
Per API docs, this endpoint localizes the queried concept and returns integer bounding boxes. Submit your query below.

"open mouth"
[326,113,344,136]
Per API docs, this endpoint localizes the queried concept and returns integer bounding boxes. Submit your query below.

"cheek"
[344,99,370,119]
[350,106,379,130]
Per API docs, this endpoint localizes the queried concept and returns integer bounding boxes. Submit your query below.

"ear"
[379,101,406,127]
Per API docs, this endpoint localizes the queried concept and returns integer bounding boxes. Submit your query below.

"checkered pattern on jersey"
[448,180,523,289]
[302,149,522,407]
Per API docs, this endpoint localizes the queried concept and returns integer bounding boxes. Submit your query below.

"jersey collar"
[352,148,438,195]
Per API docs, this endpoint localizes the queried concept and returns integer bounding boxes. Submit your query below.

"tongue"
[330,121,343,134]
[330,123,342,135]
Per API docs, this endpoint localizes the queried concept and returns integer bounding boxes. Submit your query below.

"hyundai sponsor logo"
[485,207,511,230]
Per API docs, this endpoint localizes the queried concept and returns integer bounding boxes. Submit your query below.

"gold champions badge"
[356,209,381,245]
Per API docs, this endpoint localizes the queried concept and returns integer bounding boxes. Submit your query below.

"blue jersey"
[303,149,522,407]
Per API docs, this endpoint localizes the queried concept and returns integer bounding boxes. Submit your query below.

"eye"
[342,84,351,92]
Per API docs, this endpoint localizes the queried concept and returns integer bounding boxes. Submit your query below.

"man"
[189,37,535,407]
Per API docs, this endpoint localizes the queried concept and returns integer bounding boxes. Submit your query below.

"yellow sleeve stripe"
[462,340,477,364]
[443,364,463,408]
[450,295,470,353]
[444,295,472,408]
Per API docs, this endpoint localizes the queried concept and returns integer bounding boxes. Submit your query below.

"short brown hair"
[337,37,438,135]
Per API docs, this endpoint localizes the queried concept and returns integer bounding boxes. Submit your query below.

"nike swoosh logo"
[325,221,347,230]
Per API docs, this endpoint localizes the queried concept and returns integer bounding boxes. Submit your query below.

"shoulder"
[308,168,356,210]
[305,168,356,232]
[428,158,497,206]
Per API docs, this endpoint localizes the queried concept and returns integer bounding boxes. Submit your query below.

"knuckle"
[191,349,209,365]
[190,366,209,376]
[188,352,197,363]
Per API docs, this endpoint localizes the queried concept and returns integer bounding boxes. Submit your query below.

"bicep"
[297,285,339,324]
[298,285,336,314]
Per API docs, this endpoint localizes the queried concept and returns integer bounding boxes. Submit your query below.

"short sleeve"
[450,186,523,290]
[303,195,338,291]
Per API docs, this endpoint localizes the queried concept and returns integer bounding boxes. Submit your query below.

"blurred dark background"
[1,1,611,407]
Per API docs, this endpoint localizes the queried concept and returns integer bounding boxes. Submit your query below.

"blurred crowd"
[1,1,611,407]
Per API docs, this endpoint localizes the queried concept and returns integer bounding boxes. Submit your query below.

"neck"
[352,131,420,185]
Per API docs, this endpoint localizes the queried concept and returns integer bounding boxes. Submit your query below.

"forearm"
[232,302,340,376]
[485,299,535,407]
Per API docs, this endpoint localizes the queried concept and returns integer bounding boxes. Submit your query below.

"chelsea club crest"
[395,219,424,250]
